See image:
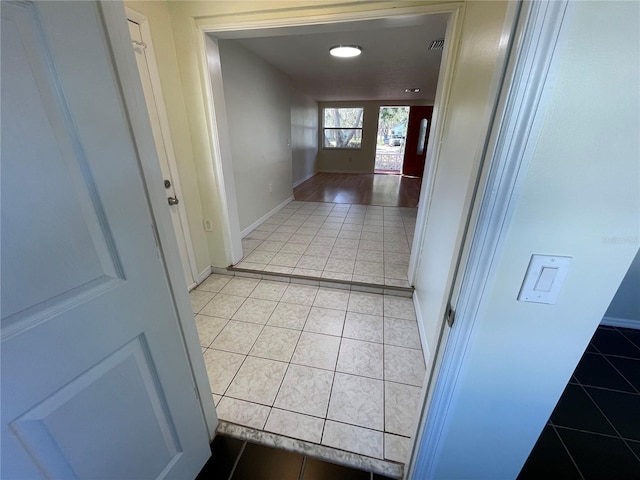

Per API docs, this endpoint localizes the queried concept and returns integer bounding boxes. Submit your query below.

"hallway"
[190,274,425,474]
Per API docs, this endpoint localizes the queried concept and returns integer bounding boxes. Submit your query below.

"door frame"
[407,1,569,477]
[191,0,471,463]
[100,2,217,439]
[193,2,464,279]
[125,7,200,290]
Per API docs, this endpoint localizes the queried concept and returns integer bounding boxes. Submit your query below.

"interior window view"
[3,2,638,480]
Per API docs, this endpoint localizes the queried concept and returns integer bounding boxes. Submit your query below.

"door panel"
[402,106,434,177]
[11,337,180,480]
[1,2,209,478]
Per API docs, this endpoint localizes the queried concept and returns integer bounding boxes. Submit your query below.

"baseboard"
[412,291,431,367]
[293,171,317,188]
[188,266,211,291]
[318,169,372,174]
[197,265,212,282]
[601,315,640,330]
[240,196,294,238]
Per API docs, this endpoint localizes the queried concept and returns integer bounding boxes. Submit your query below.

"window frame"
[322,107,364,150]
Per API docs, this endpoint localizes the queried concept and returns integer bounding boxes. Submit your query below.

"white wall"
[218,40,294,231]
[430,2,640,478]
[604,248,640,325]
[290,88,318,186]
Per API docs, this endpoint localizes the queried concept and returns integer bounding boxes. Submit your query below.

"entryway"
[375,106,409,174]
[374,106,434,177]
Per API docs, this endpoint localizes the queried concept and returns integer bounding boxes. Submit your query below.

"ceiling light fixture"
[329,45,362,58]
[405,88,421,93]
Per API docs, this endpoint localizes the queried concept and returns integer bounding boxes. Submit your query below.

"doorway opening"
[375,106,409,174]
[193,14,446,470]
[194,9,454,471]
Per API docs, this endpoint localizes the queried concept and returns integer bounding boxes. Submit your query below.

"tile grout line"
[573,376,640,396]
[550,424,585,480]
[226,440,247,480]
[262,285,318,436]
[553,424,640,445]
[382,292,387,462]
[249,279,313,427]
[214,282,263,400]
[577,383,630,445]
[206,328,422,385]
[321,337,340,448]
[297,455,307,480]
[613,326,640,353]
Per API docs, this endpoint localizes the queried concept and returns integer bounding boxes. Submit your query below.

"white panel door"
[127,19,196,288]
[1,2,210,478]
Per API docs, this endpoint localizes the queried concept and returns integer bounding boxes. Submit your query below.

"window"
[323,107,363,149]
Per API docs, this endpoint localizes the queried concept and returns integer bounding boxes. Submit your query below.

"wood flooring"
[293,172,421,208]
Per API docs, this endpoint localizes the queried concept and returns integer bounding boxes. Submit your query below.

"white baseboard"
[293,171,317,188]
[188,266,212,291]
[412,291,431,366]
[240,196,294,238]
[318,169,372,174]
[197,265,212,283]
[601,315,640,330]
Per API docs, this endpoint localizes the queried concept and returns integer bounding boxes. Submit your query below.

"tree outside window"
[323,107,363,149]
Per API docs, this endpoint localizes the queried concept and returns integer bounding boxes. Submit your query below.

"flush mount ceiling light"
[329,45,362,58]
[405,88,421,93]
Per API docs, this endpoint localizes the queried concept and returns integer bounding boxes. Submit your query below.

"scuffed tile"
[249,326,301,362]
[322,421,383,459]
[203,349,245,395]
[384,433,411,463]
[384,345,425,387]
[327,373,383,430]
[216,397,270,429]
[273,364,333,418]
[265,409,324,444]
[291,332,340,370]
[225,356,288,405]
[385,381,422,437]
[336,338,383,379]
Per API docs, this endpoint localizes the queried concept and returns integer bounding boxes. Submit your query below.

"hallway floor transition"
[237,201,416,288]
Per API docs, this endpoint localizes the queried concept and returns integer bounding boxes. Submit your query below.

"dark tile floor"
[519,325,640,479]
[196,435,395,480]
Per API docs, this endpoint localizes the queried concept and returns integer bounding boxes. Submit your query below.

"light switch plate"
[518,255,572,304]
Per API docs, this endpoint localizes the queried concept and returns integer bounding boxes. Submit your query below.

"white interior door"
[1,2,210,478]
[127,18,197,288]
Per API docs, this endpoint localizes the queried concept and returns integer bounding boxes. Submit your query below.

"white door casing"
[1,2,210,478]
[127,15,199,290]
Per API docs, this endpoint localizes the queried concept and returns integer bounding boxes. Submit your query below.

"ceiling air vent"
[428,39,445,51]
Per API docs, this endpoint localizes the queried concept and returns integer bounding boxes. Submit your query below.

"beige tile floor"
[237,201,416,288]
[191,274,426,463]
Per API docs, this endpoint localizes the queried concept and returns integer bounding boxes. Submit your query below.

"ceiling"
[211,13,448,102]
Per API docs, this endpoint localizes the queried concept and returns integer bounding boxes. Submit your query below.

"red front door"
[402,106,434,177]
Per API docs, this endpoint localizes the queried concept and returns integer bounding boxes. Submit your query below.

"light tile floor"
[191,274,426,464]
[237,201,416,288]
